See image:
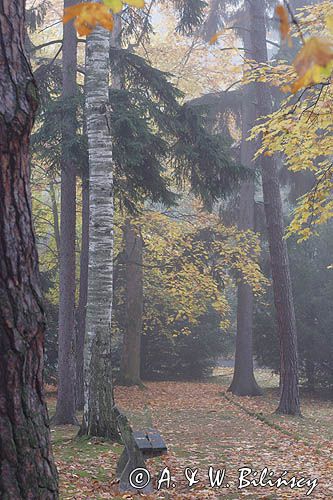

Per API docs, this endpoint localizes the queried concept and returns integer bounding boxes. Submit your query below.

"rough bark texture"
[120,220,143,386]
[250,0,301,415]
[75,164,89,410]
[0,0,59,497]
[53,0,78,425]
[228,25,262,397]
[80,26,118,438]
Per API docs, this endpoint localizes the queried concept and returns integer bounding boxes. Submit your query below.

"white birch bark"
[81,25,118,438]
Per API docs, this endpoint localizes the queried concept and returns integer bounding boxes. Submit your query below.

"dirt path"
[114,382,333,499]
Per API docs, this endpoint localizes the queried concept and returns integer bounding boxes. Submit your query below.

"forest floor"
[48,368,333,499]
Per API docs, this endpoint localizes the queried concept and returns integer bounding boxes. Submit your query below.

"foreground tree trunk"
[120,220,144,386]
[0,0,58,497]
[250,0,301,415]
[228,26,262,397]
[75,164,89,410]
[79,26,118,438]
[53,0,78,425]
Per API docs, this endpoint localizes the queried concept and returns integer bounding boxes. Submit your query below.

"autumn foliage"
[63,0,144,35]
[276,3,333,92]
[246,2,333,240]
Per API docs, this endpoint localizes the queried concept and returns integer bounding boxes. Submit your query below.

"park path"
[115,382,333,499]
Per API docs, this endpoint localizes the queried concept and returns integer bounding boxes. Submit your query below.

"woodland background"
[1,0,333,498]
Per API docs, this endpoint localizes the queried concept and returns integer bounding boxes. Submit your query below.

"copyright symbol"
[129,468,150,489]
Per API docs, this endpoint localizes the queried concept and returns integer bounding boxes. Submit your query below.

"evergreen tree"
[0,0,58,496]
[53,0,79,426]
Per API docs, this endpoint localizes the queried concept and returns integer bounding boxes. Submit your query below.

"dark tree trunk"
[228,27,262,397]
[0,0,58,497]
[120,220,144,386]
[75,165,89,410]
[49,179,61,256]
[250,0,301,415]
[53,0,78,425]
[229,283,262,395]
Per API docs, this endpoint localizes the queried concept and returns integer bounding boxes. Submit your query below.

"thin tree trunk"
[0,0,58,496]
[53,0,78,425]
[75,164,89,410]
[120,219,144,386]
[228,27,262,397]
[250,0,301,415]
[79,26,118,439]
[49,179,61,256]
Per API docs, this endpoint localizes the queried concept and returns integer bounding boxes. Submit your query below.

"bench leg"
[116,449,128,479]
[115,408,153,493]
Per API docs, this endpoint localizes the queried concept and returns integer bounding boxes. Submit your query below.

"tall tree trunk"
[0,0,58,497]
[113,11,141,380]
[228,27,262,397]
[53,0,78,425]
[250,0,301,415]
[120,219,144,386]
[79,26,118,439]
[75,164,89,410]
[49,179,61,256]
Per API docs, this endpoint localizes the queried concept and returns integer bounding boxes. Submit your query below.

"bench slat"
[147,432,167,452]
[133,430,167,454]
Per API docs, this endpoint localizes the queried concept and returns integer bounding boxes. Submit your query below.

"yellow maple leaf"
[125,0,145,7]
[103,0,123,12]
[291,37,333,92]
[103,0,144,14]
[63,3,114,36]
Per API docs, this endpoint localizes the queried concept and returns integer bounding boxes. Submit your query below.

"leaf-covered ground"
[50,369,333,499]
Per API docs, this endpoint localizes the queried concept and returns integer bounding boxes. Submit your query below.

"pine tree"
[0,0,58,496]
[250,0,300,415]
[53,0,78,426]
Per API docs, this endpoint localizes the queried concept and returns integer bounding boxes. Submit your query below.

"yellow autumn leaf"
[103,0,122,13]
[63,3,114,36]
[325,13,333,33]
[64,0,144,35]
[103,0,144,13]
[126,0,145,7]
[291,37,333,92]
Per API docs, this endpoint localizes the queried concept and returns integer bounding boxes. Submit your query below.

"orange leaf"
[294,37,333,77]
[289,38,333,92]
[63,3,85,23]
[276,4,291,44]
[63,3,114,36]
[209,31,224,45]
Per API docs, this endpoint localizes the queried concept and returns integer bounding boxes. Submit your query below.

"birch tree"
[79,25,118,438]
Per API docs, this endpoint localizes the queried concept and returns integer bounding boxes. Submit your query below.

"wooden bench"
[133,430,167,458]
[114,406,167,493]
